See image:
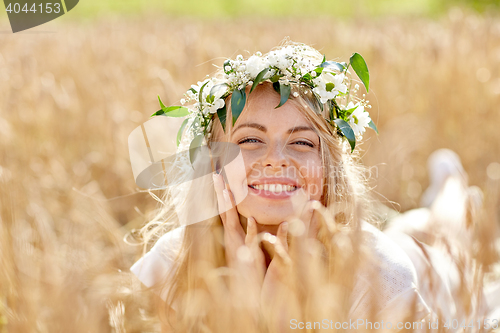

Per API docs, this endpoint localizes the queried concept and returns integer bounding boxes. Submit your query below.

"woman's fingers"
[222,188,242,233]
[261,224,292,299]
[276,221,289,252]
[261,222,291,266]
[286,200,320,270]
[214,173,247,267]
[245,217,266,279]
[245,216,258,245]
[213,174,266,293]
[296,200,322,239]
[213,173,242,233]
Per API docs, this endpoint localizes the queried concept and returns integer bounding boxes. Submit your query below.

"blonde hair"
[137,43,374,332]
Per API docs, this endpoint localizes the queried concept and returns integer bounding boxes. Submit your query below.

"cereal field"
[0,9,500,332]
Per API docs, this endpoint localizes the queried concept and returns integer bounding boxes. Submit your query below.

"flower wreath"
[151,44,377,164]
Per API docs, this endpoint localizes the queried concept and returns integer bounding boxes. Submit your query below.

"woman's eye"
[292,140,314,148]
[238,137,262,144]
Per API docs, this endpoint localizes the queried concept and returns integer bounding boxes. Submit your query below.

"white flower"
[206,82,228,114]
[346,102,371,137]
[312,71,348,103]
[189,79,229,114]
[264,68,276,80]
[245,55,268,78]
[191,80,208,95]
[186,90,196,100]
[268,47,293,71]
[267,51,280,68]
[207,98,225,114]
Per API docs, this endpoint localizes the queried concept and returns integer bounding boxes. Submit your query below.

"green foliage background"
[1,0,498,20]
[76,0,497,18]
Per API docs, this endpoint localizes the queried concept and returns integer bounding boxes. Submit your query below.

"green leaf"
[344,105,358,116]
[189,116,201,132]
[176,118,189,146]
[189,134,204,166]
[301,73,312,81]
[272,81,280,93]
[231,88,246,125]
[217,104,227,132]
[314,67,324,76]
[165,106,190,117]
[275,84,291,108]
[153,96,190,117]
[321,54,326,64]
[270,74,281,83]
[334,118,356,152]
[320,61,345,72]
[368,120,378,134]
[158,95,168,112]
[198,81,210,105]
[349,53,370,92]
[209,83,229,101]
[329,102,335,121]
[250,68,269,93]
[151,109,164,117]
[331,100,340,119]
[189,87,197,94]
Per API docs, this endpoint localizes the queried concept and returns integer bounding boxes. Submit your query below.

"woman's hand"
[212,173,266,303]
[213,173,324,325]
[259,200,320,330]
[261,200,318,289]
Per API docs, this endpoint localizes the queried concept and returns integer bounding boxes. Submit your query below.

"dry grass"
[0,10,499,332]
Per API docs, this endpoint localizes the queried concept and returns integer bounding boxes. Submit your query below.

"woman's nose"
[261,143,289,169]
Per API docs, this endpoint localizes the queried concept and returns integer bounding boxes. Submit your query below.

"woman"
[130,42,431,332]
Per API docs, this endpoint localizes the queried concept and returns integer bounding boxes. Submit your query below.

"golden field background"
[1,9,500,332]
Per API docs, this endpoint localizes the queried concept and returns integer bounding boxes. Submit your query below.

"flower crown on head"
[152,43,378,163]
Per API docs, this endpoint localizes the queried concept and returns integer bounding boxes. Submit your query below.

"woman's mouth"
[248,179,300,199]
[249,184,298,193]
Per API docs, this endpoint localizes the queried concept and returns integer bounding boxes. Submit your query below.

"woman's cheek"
[302,160,324,200]
[241,151,262,176]
[223,150,249,205]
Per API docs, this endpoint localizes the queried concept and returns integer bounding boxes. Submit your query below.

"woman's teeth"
[250,184,297,193]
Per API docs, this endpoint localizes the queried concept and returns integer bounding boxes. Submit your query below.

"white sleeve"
[349,222,431,331]
[130,226,185,302]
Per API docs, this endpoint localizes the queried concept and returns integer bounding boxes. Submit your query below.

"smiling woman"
[222,83,324,226]
[129,42,430,332]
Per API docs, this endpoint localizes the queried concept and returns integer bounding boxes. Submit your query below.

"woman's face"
[223,85,324,225]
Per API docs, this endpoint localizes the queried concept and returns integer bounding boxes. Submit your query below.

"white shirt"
[130,221,431,328]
